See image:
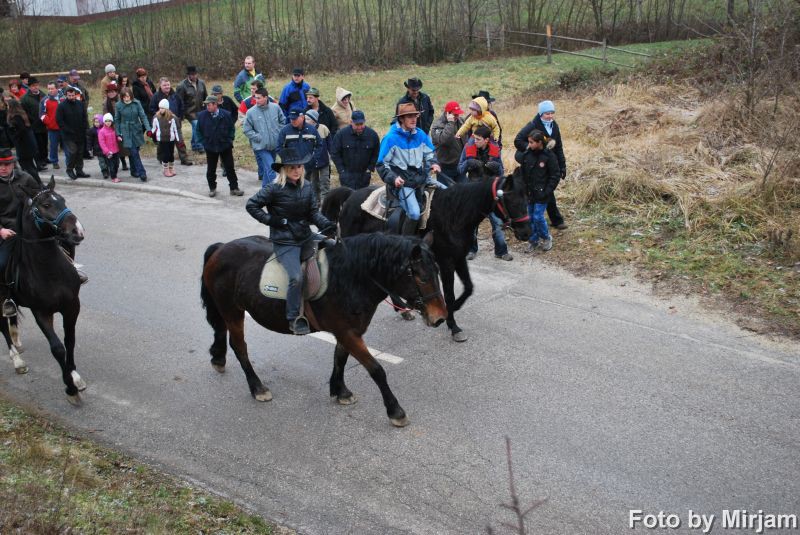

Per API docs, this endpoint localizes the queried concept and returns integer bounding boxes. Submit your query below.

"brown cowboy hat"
[395,102,421,119]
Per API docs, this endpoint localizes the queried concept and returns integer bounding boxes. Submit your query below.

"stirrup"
[2,299,18,318]
[289,316,311,336]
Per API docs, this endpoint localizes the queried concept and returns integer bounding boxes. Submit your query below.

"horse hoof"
[211,364,226,373]
[452,331,468,342]
[67,393,82,406]
[336,394,357,406]
[14,344,24,354]
[14,365,28,375]
[400,311,415,321]
[72,371,87,391]
[390,415,410,427]
[255,390,273,402]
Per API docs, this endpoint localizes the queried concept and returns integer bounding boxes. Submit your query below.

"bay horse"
[322,175,531,342]
[200,232,447,427]
[0,176,87,405]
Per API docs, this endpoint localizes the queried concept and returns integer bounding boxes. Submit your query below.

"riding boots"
[401,217,419,236]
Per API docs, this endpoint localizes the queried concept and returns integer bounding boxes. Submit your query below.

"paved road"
[2,179,799,534]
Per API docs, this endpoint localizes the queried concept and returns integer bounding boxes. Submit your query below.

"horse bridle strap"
[371,257,442,312]
[491,176,529,228]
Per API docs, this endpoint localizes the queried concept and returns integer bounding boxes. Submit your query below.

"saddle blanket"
[360,187,435,230]
[259,249,329,301]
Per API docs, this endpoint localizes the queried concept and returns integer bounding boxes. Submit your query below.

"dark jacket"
[176,78,208,121]
[246,179,333,244]
[307,125,329,170]
[219,95,238,117]
[8,115,38,161]
[457,137,503,180]
[20,91,46,134]
[55,99,87,137]
[396,92,434,134]
[132,78,156,117]
[196,108,236,153]
[329,125,380,186]
[315,100,338,137]
[514,114,566,177]
[0,169,40,231]
[430,112,465,167]
[277,121,321,163]
[515,148,560,204]
[149,89,184,120]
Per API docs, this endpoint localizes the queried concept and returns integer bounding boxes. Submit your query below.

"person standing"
[211,85,238,117]
[20,77,48,170]
[114,88,150,182]
[277,109,321,164]
[242,87,286,187]
[8,79,26,100]
[237,80,266,123]
[396,77,434,135]
[305,87,338,137]
[150,99,180,178]
[331,87,355,131]
[100,64,119,94]
[68,69,89,104]
[329,110,379,190]
[302,109,331,202]
[278,67,310,119]
[513,100,568,230]
[97,113,122,182]
[40,81,63,169]
[233,55,265,104]
[132,67,156,122]
[6,99,41,183]
[517,129,560,252]
[102,83,129,172]
[55,87,89,180]
[176,65,208,154]
[196,95,243,198]
[430,100,466,184]
[149,78,192,166]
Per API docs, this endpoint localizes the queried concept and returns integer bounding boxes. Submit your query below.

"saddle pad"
[259,249,329,301]
[360,187,388,221]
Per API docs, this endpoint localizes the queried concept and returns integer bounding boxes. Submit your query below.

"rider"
[245,147,335,336]
[0,148,48,315]
[376,102,443,236]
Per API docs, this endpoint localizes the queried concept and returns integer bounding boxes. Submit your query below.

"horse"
[0,176,87,405]
[200,232,447,427]
[322,174,531,342]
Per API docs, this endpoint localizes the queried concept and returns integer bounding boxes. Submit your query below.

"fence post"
[485,22,491,55]
[500,24,505,51]
[602,38,607,63]
[546,24,552,64]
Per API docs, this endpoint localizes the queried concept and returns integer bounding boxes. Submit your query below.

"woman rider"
[245,147,335,335]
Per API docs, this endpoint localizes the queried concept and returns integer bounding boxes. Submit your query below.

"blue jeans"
[398,186,421,221]
[254,149,277,187]
[190,119,203,151]
[128,145,147,178]
[470,212,508,255]
[47,130,62,164]
[274,243,303,320]
[528,202,550,243]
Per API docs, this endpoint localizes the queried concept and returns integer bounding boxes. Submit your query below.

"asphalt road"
[2,181,798,535]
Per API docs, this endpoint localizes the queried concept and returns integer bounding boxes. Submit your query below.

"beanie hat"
[158,99,170,110]
[102,113,114,123]
[105,64,116,74]
[304,109,319,123]
[538,100,555,115]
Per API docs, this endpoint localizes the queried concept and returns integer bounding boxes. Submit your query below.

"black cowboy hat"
[271,146,311,173]
[0,148,18,164]
[404,77,423,89]
[472,90,495,102]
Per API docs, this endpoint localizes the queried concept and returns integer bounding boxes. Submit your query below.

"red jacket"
[40,96,61,131]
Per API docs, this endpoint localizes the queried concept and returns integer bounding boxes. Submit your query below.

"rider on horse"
[376,102,445,236]
[245,146,335,336]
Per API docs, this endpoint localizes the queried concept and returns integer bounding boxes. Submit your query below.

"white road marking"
[244,312,403,364]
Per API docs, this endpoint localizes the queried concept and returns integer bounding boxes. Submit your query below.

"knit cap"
[538,100,555,114]
[102,113,114,123]
[158,99,170,110]
[105,64,116,74]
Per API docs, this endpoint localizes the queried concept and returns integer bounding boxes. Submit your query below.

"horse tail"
[201,242,225,331]
[321,186,355,225]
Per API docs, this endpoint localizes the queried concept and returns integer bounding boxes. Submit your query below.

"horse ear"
[48,175,56,191]
[422,231,434,247]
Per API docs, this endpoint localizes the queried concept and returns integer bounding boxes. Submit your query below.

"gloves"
[466,159,482,171]
[270,217,288,229]
[320,225,337,238]
[485,161,501,176]
[145,130,154,138]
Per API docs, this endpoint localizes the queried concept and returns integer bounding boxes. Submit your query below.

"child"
[88,114,109,178]
[97,113,121,182]
[515,130,560,252]
[151,99,179,177]
[454,96,501,142]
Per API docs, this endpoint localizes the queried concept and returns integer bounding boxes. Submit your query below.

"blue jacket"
[376,123,438,189]
[277,121,321,164]
[278,80,311,118]
[196,108,236,153]
[149,89,184,120]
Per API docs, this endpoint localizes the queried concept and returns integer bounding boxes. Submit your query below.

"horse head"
[495,172,532,242]
[399,233,447,328]
[19,176,85,246]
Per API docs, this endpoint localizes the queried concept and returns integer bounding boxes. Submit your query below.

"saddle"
[360,185,437,232]
[259,238,330,301]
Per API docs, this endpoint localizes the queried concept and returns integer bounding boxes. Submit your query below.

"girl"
[103,83,129,172]
[151,99,179,177]
[98,113,121,182]
[118,74,131,90]
[454,96,501,141]
[87,114,109,178]
[8,79,26,100]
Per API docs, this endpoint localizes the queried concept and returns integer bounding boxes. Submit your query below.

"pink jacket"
[97,125,120,155]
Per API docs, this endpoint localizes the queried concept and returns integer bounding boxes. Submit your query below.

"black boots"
[401,217,418,236]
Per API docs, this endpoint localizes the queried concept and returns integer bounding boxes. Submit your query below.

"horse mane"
[325,233,432,311]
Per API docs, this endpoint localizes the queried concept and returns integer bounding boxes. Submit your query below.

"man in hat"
[56,87,90,179]
[245,146,336,335]
[242,87,286,187]
[277,109,320,166]
[430,100,467,184]
[396,77,434,134]
[278,68,310,120]
[20,77,49,170]
[211,85,238,117]
[68,69,89,104]
[233,55,265,104]
[150,78,192,165]
[377,103,442,236]
[329,110,380,190]
[196,95,242,197]
[176,66,209,154]
[305,87,338,137]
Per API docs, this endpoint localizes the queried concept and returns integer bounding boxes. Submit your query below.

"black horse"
[201,233,447,426]
[322,175,531,342]
[1,177,86,404]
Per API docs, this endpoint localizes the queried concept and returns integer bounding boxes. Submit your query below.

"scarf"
[541,119,554,136]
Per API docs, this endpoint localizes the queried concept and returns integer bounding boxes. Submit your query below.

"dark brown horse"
[322,175,531,342]
[0,177,86,404]
[201,232,447,426]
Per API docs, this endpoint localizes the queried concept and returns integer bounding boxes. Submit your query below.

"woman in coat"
[6,99,41,183]
[114,88,150,182]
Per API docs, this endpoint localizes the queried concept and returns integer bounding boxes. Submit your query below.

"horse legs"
[226,314,272,402]
[0,317,26,374]
[31,309,80,404]
[329,342,356,405]
[451,256,474,312]
[62,299,86,393]
[439,260,468,342]
[337,332,408,427]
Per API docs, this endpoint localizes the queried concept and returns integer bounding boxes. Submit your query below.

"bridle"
[372,254,443,313]
[30,189,73,233]
[491,176,529,229]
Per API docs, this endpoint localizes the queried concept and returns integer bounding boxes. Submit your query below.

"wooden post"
[500,23,505,51]
[485,22,491,55]
[602,38,607,63]
[546,24,553,64]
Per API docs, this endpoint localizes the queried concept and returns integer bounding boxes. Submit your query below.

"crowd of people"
[0,56,569,326]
